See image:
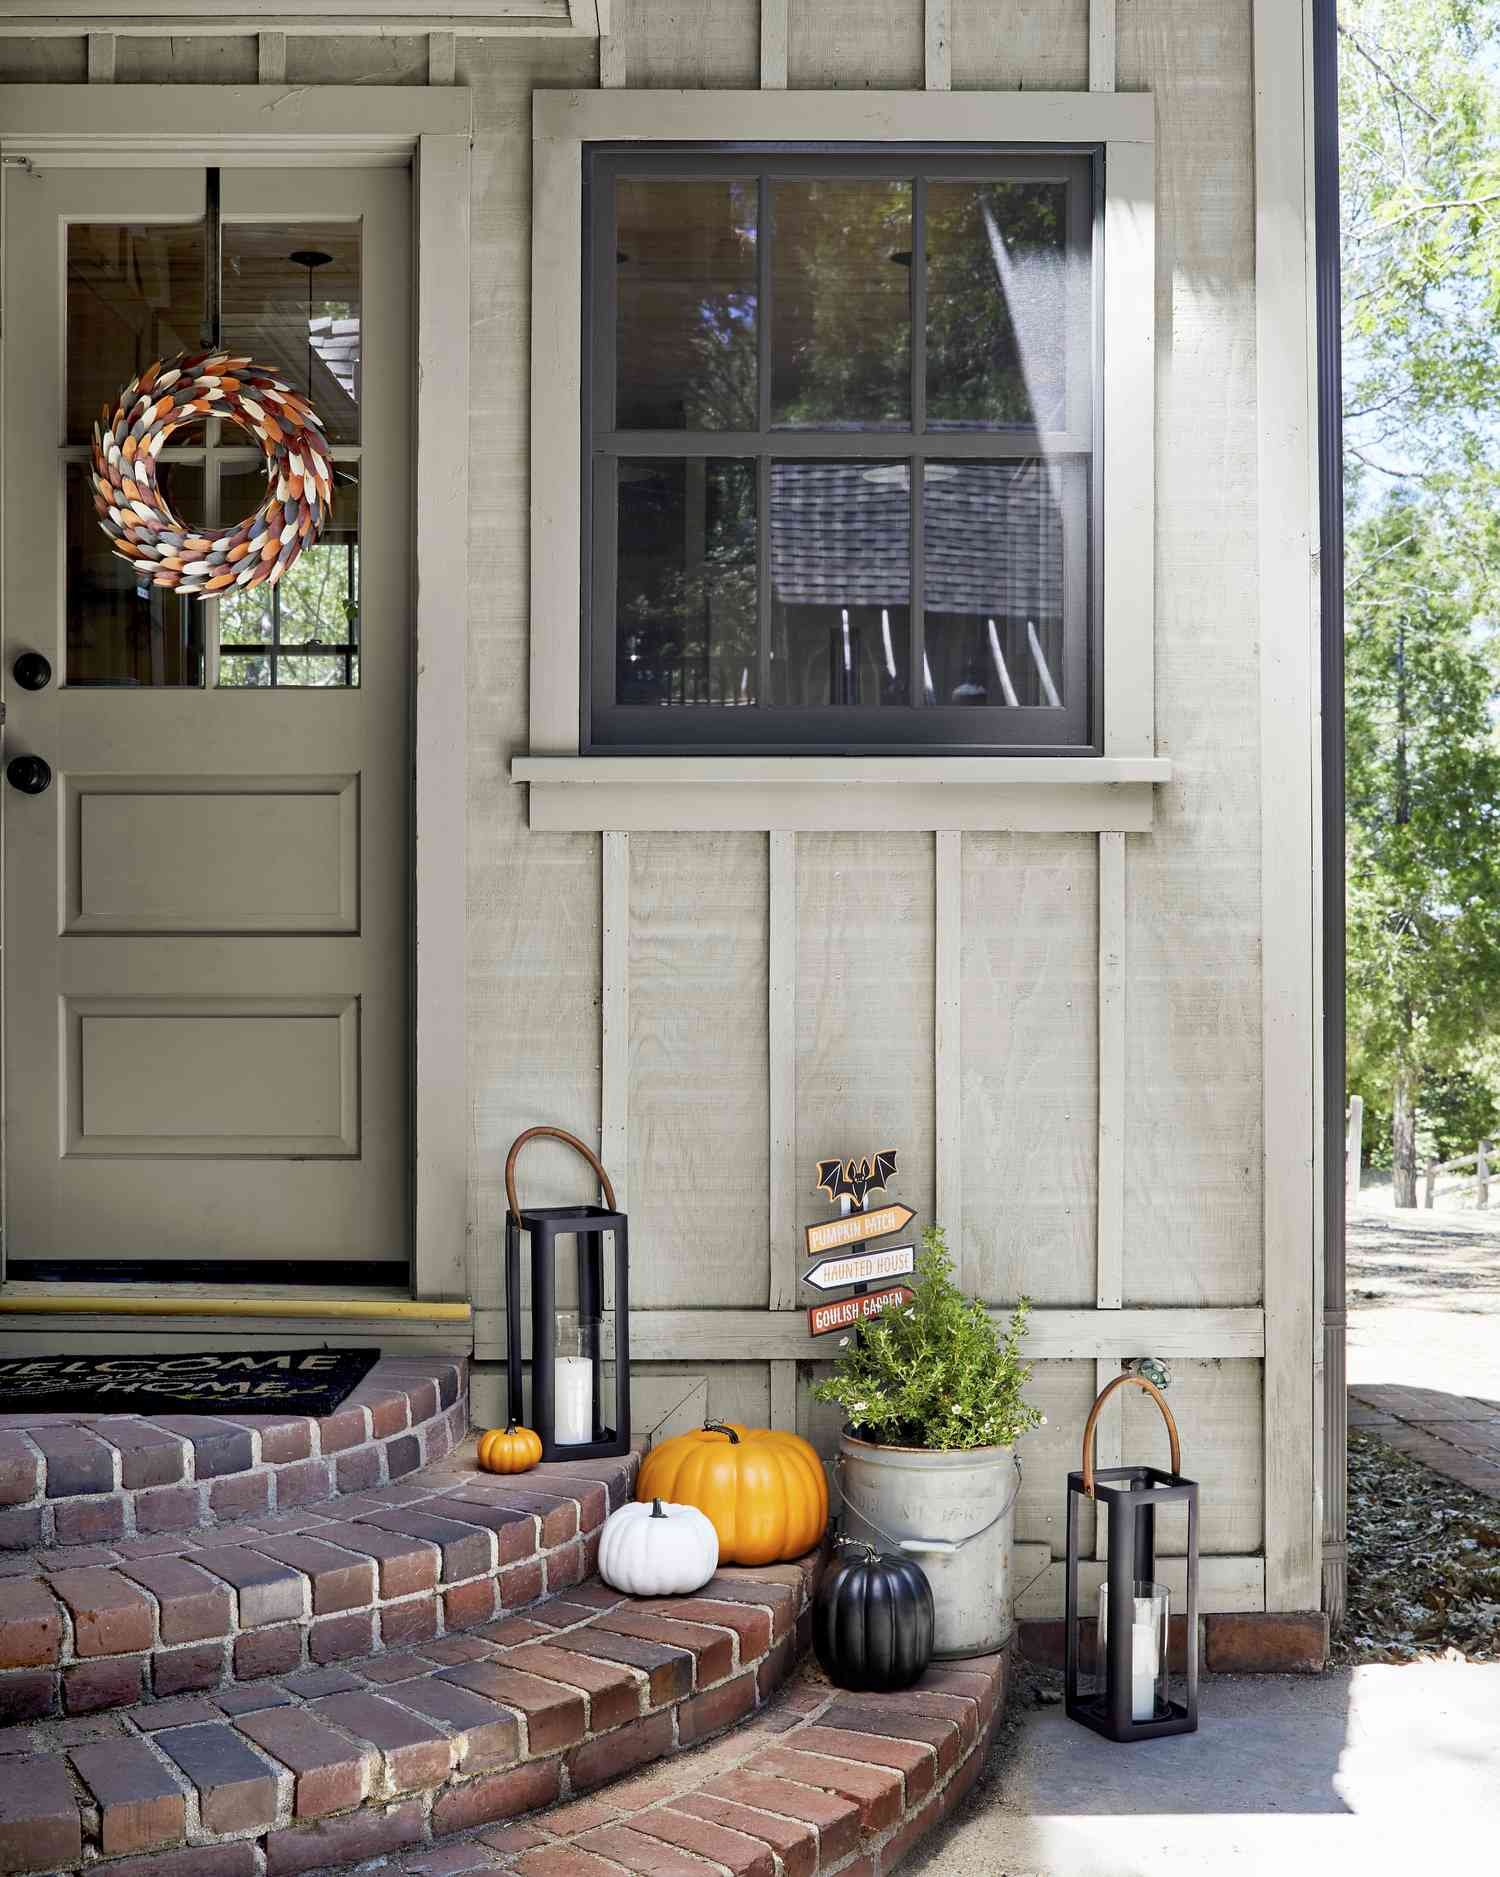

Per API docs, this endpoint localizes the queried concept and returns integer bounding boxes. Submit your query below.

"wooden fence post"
[1345,1095,1363,1209]
[1479,1140,1491,1211]
[1424,1160,1437,1210]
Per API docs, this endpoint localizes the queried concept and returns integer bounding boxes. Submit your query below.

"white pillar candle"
[553,1356,593,1446]
[1130,1594,1158,1721]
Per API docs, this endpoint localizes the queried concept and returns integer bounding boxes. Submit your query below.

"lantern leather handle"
[1081,1373,1181,1498]
[505,1125,617,1220]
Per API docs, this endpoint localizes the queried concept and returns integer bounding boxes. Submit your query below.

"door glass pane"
[921,459,1069,708]
[769,460,910,706]
[218,465,359,688]
[771,181,912,430]
[615,180,758,431]
[66,224,204,446]
[65,461,205,687]
[222,224,361,444]
[926,180,1076,432]
[615,459,756,707]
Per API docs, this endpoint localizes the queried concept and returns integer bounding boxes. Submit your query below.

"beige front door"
[1,163,411,1275]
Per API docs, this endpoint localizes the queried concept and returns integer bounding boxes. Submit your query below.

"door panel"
[2,165,411,1271]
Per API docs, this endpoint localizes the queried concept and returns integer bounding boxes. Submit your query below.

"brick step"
[0,1434,640,1725]
[0,1357,470,1554]
[0,1553,822,1876]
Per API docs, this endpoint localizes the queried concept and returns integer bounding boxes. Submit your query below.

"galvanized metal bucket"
[836,1429,1020,1658]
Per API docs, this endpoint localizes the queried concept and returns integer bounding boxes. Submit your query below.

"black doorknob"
[6,755,51,795]
[13,652,51,691]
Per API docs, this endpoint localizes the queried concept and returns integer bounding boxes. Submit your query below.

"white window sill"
[511,755,1172,832]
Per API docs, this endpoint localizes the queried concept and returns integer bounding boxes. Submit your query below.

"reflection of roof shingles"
[769,460,1062,615]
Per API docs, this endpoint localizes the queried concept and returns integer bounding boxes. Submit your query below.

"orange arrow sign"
[805,1203,915,1258]
[808,1285,915,1338]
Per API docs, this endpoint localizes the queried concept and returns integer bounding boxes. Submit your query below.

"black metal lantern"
[503,1126,630,1462]
[1065,1373,1199,1742]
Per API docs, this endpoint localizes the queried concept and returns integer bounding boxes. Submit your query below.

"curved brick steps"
[0,1553,822,1876]
[0,1358,470,1554]
[0,1435,640,1725]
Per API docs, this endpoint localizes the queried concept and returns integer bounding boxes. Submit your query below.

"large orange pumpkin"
[636,1422,828,1565]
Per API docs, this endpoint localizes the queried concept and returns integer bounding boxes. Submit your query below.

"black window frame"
[582,142,1105,756]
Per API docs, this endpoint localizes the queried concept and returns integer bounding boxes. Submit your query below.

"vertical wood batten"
[1096,832,1125,1309]
[1088,0,1116,91]
[414,131,471,1301]
[926,1,952,90]
[598,0,625,88]
[761,0,789,88]
[770,1360,797,1433]
[768,833,798,1311]
[86,34,114,83]
[935,832,963,1270]
[602,833,630,1217]
[1254,0,1320,1613]
[428,33,457,87]
[257,33,287,86]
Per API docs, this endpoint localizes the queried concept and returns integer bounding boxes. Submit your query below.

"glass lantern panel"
[1098,1579,1170,1724]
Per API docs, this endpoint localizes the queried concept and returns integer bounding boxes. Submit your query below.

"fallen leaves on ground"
[1333,1429,1500,1664]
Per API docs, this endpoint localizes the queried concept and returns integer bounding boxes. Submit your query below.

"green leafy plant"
[812,1226,1044,1451]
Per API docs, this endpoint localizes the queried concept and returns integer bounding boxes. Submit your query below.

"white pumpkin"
[597,1497,719,1597]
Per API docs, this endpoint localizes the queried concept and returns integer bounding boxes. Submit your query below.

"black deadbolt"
[6,755,51,795]
[12,652,52,691]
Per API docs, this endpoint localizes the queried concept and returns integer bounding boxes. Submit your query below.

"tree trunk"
[1392,1068,1418,1208]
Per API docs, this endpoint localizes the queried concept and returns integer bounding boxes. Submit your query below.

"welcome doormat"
[0,1349,381,1420]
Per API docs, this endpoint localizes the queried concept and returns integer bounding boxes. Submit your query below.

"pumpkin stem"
[650,1498,667,1518]
[503,1422,518,1435]
[703,1422,741,1444]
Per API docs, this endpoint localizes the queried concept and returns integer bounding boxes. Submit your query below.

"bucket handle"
[831,1449,1023,1558]
[1080,1372,1181,1498]
[505,1125,617,1220]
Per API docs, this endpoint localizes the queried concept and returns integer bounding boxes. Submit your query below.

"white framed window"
[521,90,1166,831]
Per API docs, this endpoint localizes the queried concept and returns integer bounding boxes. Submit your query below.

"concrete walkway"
[1346,1204,1500,1399]
[906,1663,1500,1876]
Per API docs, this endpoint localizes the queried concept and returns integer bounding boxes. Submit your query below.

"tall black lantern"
[503,1126,630,1462]
[1065,1373,1199,1743]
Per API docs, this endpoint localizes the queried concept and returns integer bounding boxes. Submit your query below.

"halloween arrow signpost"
[808,1284,916,1338]
[801,1148,915,1339]
[803,1244,916,1292]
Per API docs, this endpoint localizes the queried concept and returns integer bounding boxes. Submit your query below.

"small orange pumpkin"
[476,1421,543,1475]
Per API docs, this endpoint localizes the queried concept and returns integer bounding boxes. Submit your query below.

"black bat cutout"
[816,1149,899,1210]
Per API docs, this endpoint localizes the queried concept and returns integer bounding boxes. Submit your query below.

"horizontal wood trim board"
[524,783,1159,834]
[473,1307,1266,1362]
[0,1294,472,1321]
[0,15,587,34]
[0,1329,472,1354]
[514,758,1171,786]
[1015,1553,1265,1619]
[0,86,473,144]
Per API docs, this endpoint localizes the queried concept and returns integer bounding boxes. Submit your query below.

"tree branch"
[1337,21,1441,126]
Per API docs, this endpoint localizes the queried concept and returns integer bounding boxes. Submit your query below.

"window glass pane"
[217,652,272,688]
[771,181,912,430]
[921,459,1069,708]
[615,459,757,706]
[926,181,1077,432]
[65,460,205,687]
[67,224,204,446]
[222,224,360,444]
[217,466,359,688]
[615,180,758,430]
[769,460,910,706]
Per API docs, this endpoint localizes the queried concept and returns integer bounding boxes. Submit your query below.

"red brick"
[564,1709,674,1793]
[1204,1611,1328,1674]
[591,1609,734,1685]
[193,1548,304,1627]
[404,1846,506,1876]
[544,1628,692,1706]
[532,1797,627,1835]
[695,1576,797,1642]
[438,1660,585,1753]
[385,1674,522,1769]
[500,1557,545,1610]
[0,1753,82,1873]
[444,1575,500,1630]
[821,1702,962,1775]
[48,1566,154,1656]
[0,1580,63,1669]
[232,1418,314,1464]
[0,1669,58,1722]
[756,1633,794,1701]
[380,1593,441,1648]
[673,1794,817,1877]
[273,1459,336,1509]
[545,1539,587,1593]
[150,1419,253,1480]
[513,1850,624,1877]
[676,1669,757,1746]
[309,1611,375,1663]
[502,1643,642,1731]
[702,1772,861,1864]
[91,1420,186,1491]
[308,1691,453,1790]
[234,1624,302,1680]
[155,1722,278,1834]
[133,1696,222,1731]
[877,1687,979,1748]
[236,1704,370,1818]
[154,1643,227,1697]
[71,1735,187,1855]
[33,1428,113,1497]
[753,1745,902,1830]
[877,1789,941,1872]
[417,1635,496,1665]
[315,1407,368,1454]
[793,1725,936,1801]
[264,1797,426,1876]
[630,1808,776,1877]
[335,1445,382,1493]
[0,1436,40,1506]
[386,1434,423,1478]
[359,1651,431,1684]
[917,1663,1003,1725]
[362,1394,410,1440]
[208,1471,272,1520]
[430,1755,560,1835]
[424,1496,541,1564]
[359,1508,492,1582]
[0,1509,44,1550]
[54,1496,127,1546]
[65,1654,148,1714]
[634,1597,771,1659]
[479,1821,551,1856]
[452,1490,575,1549]
[102,1845,259,1877]
[134,1484,204,1534]
[119,1557,234,1644]
[253,1536,376,1615]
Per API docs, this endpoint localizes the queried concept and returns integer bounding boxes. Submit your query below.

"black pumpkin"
[814,1542,934,1692]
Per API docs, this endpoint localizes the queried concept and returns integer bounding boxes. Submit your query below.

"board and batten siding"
[0,0,1320,1615]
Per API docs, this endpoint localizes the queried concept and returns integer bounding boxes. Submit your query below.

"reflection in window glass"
[218,466,359,688]
[771,181,911,431]
[65,461,205,687]
[66,224,204,446]
[769,461,910,706]
[616,180,757,430]
[615,459,756,706]
[222,224,360,445]
[926,182,1075,432]
[921,460,1069,708]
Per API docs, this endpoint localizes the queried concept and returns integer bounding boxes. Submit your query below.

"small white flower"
[838,1336,851,1347]
[1040,1416,1049,1426]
